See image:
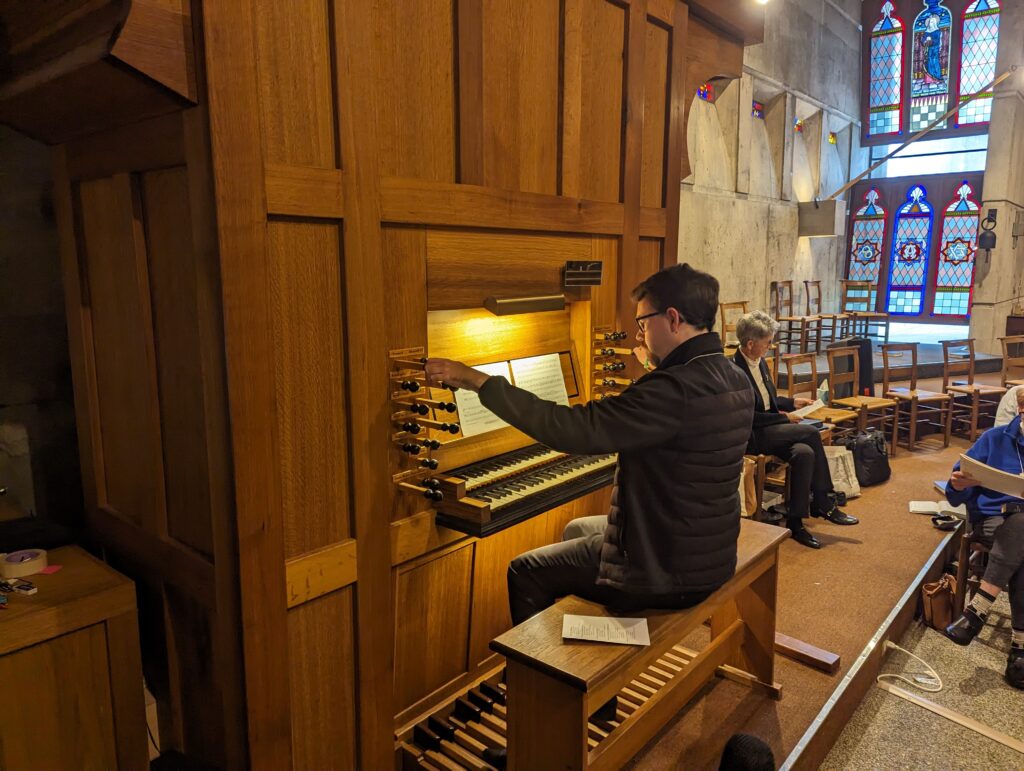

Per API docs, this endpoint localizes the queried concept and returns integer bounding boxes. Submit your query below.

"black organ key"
[427,715,456,741]
[467,689,494,713]
[454,697,481,722]
[413,723,442,751]
[480,681,504,705]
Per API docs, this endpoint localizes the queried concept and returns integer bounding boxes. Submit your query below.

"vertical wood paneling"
[78,175,166,531]
[254,0,336,168]
[564,0,626,203]
[266,220,350,557]
[641,19,669,208]
[394,544,475,711]
[141,167,215,558]
[376,0,456,181]
[590,236,620,328]
[480,0,560,194]
[287,589,358,770]
[164,586,227,765]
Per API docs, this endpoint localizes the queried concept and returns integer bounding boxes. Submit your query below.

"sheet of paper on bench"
[791,399,826,419]
[959,455,1024,499]
[453,361,515,438]
[562,614,651,646]
[510,353,570,406]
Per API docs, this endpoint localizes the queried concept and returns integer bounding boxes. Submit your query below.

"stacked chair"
[805,279,848,346]
[772,280,820,354]
[941,339,1005,441]
[840,279,890,344]
[719,300,749,350]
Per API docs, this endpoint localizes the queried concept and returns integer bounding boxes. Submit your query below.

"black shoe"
[789,526,821,549]
[482,746,507,769]
[1006,648,1024,690]
[812,504,859,526]
[943,609,985,646]
[592,695,618,723]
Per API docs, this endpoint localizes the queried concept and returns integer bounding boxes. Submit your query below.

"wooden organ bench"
[487,519,788,770]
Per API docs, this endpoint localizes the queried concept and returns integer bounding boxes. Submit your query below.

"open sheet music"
[562,614,651,646]
[453,361,514,437]
[510,353,570,406]
[959,455,1024,499]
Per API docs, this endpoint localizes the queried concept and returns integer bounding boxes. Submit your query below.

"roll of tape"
[1,549,48,579]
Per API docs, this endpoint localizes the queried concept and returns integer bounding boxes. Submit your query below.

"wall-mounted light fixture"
[483,295,566,316]
[978,209,997,259]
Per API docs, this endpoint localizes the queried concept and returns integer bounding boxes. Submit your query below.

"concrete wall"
[679,0,866,319]
[0,126,82,525]
[969,1,1024,355]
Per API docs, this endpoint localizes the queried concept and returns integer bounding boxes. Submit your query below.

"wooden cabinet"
[0,546,146,770]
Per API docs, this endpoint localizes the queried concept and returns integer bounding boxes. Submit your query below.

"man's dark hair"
[718,733,775,771]
[631,263,719,331]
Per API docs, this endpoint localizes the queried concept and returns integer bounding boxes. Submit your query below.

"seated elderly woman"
[730,310,858,549]
[944,386,1024,690]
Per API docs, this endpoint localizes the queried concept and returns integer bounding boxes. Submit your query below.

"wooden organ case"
[1,0,761,767]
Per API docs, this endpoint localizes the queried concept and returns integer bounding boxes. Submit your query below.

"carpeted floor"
[627,395,989,769]
[821,593,1022,770]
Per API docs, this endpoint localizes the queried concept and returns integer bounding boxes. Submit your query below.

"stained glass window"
[752,101,765,119]
[886,185,933,315]
[932,182,980,316]
[910,0,952,132]
[793,118,804,133]
[697,83,715,102]
[869,2,904,137]
[957,0,1000,126]
[848,189,886,288]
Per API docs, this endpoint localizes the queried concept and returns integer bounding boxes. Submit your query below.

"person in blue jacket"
[944,387,1024,690]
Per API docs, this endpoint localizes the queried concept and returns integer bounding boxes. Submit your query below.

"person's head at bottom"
[718,732,775,771]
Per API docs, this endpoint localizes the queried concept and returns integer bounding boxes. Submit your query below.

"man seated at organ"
[729,311,858,550]
[943,386,1024,691]
[426,263,754,763]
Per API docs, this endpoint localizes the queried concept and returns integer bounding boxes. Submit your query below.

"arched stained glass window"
[932,182,980,316]
[910,0,952,132]
[957,0,1000,126]
[886,185,933,315]
[848,188,886,284]
[869,2,904,137]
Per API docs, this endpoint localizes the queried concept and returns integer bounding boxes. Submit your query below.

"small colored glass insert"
[752,100,765,119]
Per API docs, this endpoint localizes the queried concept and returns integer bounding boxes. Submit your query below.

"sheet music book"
[452,361,514,438]
[791,399,826,419]
[959,455,1024,499]
[510,353,570,406]
[909,501,966,518]
[562,614,650,646]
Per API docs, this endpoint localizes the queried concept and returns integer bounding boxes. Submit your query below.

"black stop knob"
[400,380,420,392]
[441,423,460,434]
[410,403,429,415]
[401,422,421,434]
[420,458,439,470]
[420,438,441,450]
[440,401,457,413]
[401,443,421,455]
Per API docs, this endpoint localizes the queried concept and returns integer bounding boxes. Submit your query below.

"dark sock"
[787,516,804,531]
[967,588,997,620]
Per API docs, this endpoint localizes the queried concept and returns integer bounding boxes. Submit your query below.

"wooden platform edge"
[779,523,962,771]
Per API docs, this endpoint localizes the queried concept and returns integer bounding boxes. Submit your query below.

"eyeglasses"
[635,310,664,333]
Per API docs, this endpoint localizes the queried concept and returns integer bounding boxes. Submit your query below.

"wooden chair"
[719,300,749,349]
[840,280,889,343]
[999,335,1024,387]
[825,345,898,454]
[491,520,788,770]
[780,353,858,429]
[881,342,952,451]
[953,525,991,617]
[747,453,789,521]
[941,339,1005,441]
[772,280,820,353]
[805,279,848,344]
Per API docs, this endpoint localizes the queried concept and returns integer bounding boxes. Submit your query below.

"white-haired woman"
[730,310,858,548]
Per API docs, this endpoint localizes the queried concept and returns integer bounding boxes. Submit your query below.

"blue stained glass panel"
[847,188,886,283]
[957,0,1000,126]
[886,185,933,315]
[932,182,980,316]
[869,2,904,136]
[910,1,952,131]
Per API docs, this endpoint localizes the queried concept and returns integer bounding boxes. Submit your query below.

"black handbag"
[840,430,891,486]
